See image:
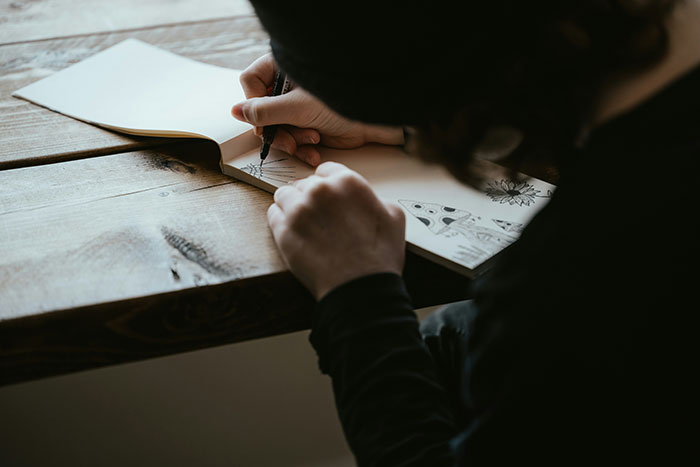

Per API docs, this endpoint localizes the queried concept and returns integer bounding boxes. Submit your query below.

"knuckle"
[239,72,258,92]
[337,171,367,193]
[266,203,278,218]
[273,185,291,203]
[287,203,313,226]
[239,71,251,86]
[391,204,406,221]
[319,161,341,171]
[284,135,297,154]
[248,101,262,123]
[398,209,406,223]
[307,179,334,198]
[315,161,332,172]
[394,208,406,229]
[272,186,283,202]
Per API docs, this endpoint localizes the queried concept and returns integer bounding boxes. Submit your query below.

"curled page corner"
[218,130,259,168]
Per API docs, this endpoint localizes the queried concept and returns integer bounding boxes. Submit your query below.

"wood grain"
[0,271,316,386]
[0,0,253,44]
[0,142,471,384]
[0,16,270,169]
[0,252,470,387]
[0,0,475,385]
[0,140,285,319]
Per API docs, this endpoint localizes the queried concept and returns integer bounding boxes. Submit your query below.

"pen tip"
[260,144,270,160]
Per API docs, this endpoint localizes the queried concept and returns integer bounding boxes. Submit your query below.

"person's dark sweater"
[310,65,699,466]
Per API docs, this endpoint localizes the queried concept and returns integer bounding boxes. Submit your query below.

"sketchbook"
[13,39,555,277]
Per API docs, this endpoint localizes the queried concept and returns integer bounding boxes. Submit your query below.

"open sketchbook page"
[223,145,555,275]
[13,39,253,150]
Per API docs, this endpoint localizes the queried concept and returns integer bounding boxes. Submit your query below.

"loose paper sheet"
[14,39,555,276]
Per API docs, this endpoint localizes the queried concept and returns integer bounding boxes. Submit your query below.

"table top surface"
[0,0,473,386]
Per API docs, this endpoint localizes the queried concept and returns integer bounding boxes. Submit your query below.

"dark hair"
[251,0,678,183]
[411,0,678,184]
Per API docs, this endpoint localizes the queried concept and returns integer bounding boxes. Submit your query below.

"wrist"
[363,124,404,146]
[316,270,404,302]
[315,265,403,302]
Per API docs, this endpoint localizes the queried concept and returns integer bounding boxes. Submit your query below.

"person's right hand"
[232,53,403,166]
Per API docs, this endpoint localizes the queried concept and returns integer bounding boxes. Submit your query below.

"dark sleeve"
[310,273,458,467]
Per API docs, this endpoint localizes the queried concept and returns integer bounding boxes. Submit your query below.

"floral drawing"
[485,179,544,206]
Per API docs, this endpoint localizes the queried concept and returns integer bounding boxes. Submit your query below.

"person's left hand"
[267,162,406,301]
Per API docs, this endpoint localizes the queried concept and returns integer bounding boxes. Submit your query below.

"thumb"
[232,92,303,128]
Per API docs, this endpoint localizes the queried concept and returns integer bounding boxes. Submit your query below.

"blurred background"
[0,306,440,466]
[0,330,355,467]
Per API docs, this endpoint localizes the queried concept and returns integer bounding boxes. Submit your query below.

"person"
[232,1,697,464]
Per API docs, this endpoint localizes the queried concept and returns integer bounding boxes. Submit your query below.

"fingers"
[232,92,301,127]
[315,161,348,177]
[273,183,298,206]
[287,127,320,166]
[240,54,278,98]
[258,126,317,148]
[273,184,309,216]
[250,124,320,166]
[313,162,371,200]
[287,127,320,146]
[267,202,284,232]
[250,126,321,166]
[290,174,323,192]
[294,145,321,166]
[262,127,298,155]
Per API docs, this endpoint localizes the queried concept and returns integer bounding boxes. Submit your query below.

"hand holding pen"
[232,54,404,167]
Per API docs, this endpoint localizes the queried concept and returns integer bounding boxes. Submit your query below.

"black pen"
[260,69,291,166]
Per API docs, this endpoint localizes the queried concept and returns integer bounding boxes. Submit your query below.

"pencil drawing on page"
[492,219,524,234]
[399,200,520,266]
[484,179,552,206]
[241,158,297,184]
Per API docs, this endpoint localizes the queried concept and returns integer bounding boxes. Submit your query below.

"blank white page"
[13,39,251,144]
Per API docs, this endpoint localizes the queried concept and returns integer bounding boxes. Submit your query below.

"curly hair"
[411,0,679,184]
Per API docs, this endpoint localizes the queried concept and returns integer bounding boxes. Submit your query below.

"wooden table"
[0,0,471,386]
